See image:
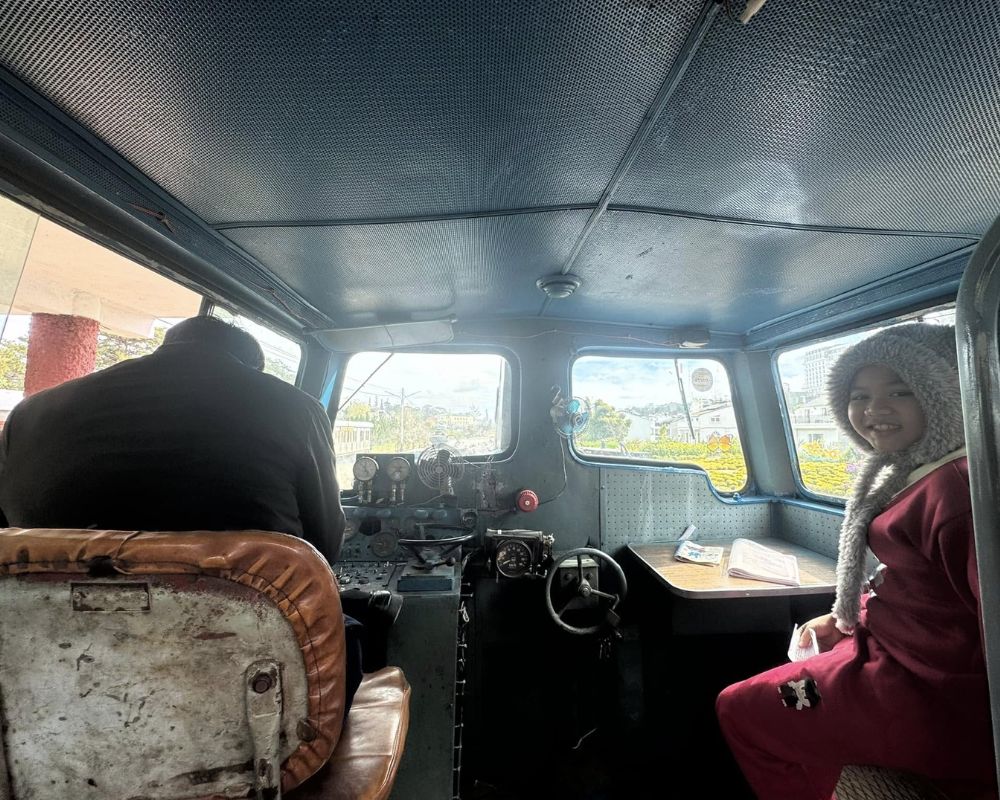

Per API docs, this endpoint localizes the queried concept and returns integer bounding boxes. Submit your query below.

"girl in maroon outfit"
[716,324,997,800]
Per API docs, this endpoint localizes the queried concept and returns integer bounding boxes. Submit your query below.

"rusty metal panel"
[0,574,308,799]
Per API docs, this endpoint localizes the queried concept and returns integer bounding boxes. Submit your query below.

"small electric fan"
[416,444,466,495]
[550,390,591,438]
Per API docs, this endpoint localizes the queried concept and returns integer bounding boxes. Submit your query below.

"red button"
[516,489,539,512]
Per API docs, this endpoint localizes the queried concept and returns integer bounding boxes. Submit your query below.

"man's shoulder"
[238,369,330,425]
[12,355,147,412]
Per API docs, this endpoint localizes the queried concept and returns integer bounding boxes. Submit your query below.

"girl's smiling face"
[847,364,927,453]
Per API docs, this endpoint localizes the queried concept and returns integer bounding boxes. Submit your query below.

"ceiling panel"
[222,211,590,326]
[0,0,702,225]
[613,0,1000,235]
[547,212,969,331]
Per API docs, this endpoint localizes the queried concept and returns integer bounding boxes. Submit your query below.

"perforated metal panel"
[0,85,330,328]
[745,248,972,347]
[223,211,589,325]
[614,0,1000,234]
[549,211,968,331]
[0,0,702,224]
[2,0,994,333]
[599,467,770,550]
[778,502,843,560]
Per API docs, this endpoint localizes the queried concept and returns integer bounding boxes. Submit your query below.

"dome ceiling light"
[536,274,581,300]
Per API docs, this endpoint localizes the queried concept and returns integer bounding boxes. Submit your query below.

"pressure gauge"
[353,456,379,482]
[494,539,533,579]
[387,456,411,483]
[371,531,398,559]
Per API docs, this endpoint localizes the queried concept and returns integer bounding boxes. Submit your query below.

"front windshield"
[335,351,512,487]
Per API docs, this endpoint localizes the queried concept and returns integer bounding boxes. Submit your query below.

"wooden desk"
[629,538,837,599]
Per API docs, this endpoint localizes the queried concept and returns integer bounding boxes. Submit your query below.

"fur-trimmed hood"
[825,323,964,632]
[826,323,965,462]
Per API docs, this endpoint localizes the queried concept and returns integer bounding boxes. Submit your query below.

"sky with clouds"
[572,356,733,408]
[342,351,507,415]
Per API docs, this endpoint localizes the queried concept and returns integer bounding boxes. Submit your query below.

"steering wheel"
[544,547,627,635]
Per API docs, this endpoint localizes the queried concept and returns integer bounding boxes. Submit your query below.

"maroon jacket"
[717,457,995,800]
[866,456,984,679]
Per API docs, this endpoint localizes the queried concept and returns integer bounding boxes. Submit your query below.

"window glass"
[776,307,955,499]
[571,355,747,493]
[0,194,203,428]
[210,307,302,383]
[336,351,512,488]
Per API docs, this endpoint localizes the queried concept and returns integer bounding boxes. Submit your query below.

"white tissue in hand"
[788,624,820,662]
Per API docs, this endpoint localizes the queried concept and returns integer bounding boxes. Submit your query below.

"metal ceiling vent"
[536,274,581,299]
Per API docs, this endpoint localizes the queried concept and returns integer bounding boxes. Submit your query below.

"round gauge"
[353,456,379,482]
[387,456,411,483]
[370,531,398,559]
[495,539,533,579]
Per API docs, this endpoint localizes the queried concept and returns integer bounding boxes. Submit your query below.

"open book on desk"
[726,538,801,587]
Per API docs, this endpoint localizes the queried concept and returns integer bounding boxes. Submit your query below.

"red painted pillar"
[24,313,99,396]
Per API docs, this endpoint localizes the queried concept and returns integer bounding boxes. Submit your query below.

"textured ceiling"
[0,0,702,223]
[553,211,969,329]
[0,0,995,334]
[223,211,590,327]
[612,0,1000,236]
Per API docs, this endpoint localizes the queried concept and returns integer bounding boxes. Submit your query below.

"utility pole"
[397,387,421,450]
[674,359,696,442]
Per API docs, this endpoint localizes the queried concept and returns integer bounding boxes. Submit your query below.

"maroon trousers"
[716,628,997,800]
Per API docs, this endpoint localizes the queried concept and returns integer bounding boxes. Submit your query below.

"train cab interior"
[1,1,1000,799]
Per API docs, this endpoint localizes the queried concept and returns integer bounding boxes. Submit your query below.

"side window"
[0,194,203,426]
[571,355,747,493]
[336,351,513,489]
[776,307,955,499]
[209,307,302,384]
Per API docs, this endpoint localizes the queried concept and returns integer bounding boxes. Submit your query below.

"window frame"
[568,349,751,496]
[334,344,520,462]
[207,301,307,386]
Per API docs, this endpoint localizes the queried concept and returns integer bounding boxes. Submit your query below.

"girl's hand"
[799,613,847,653]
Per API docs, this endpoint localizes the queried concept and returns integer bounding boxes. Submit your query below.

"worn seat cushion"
[837,765,952,800]
[294,667,411,800]
[0,527,347,793]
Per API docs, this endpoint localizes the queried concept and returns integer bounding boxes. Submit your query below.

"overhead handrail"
[955,211,1000,790]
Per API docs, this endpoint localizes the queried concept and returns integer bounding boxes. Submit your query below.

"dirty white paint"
[0,574,309,799]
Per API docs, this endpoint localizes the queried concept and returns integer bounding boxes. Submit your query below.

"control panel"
[332,560,398,591]
[340,503,476,562]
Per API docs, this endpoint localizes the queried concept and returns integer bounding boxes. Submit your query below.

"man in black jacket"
[0,315,344,557]
[0,315,361,705]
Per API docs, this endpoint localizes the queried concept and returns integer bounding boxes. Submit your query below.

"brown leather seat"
[0,528,409,800]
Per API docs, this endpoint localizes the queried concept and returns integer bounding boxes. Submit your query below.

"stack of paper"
[726,538,801,586]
